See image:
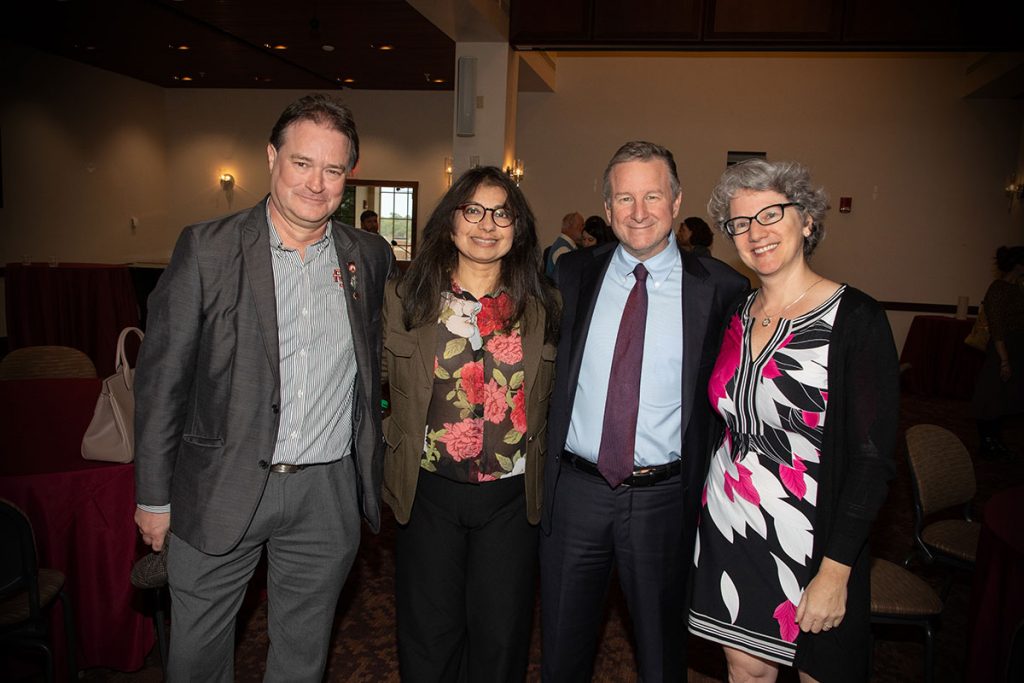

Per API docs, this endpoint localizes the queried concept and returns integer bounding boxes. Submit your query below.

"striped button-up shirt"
[268,208,357,465]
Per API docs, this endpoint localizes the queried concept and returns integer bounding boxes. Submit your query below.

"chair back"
[905,424,976,517]
[0,346,97,380]
[0,498,43,624]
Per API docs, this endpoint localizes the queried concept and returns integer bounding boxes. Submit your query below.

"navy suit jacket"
[134,199,394,555]
[541,243,748,551]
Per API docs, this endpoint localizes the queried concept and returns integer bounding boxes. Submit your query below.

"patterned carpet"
[72,393,1021,682]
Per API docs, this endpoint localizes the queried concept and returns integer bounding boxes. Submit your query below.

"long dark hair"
[400,166,560,343]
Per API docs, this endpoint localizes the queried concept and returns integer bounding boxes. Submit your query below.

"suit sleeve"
[133,227,204,507]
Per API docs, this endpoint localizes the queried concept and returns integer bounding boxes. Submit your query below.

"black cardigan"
[787,286,900,681]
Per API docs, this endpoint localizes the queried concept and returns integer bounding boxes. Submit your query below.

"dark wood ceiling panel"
[706,0,842,43]
[510,0,592,45]
[591,0,702,43]
[510,0,1023,51]
[3,0,455,90]
[842,0,1022,49]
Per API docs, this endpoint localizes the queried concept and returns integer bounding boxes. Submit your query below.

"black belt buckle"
[625,461,679,487]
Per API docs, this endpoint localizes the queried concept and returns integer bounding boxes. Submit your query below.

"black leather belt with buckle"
[562,451,681,487]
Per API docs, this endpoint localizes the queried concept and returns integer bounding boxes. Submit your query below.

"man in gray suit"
[133,94,394,682]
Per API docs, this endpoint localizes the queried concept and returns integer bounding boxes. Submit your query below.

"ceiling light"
[342,78,355,84]
[321,44,335,52]
[431,78,446,84]
[263,43,288,50]
[169,43,190,51]
[373,43,394,51]
[173,75,193,81]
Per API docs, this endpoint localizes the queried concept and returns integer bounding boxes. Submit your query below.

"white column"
[451,42,520,178]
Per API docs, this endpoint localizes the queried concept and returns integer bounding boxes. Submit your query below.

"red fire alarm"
[839,197,852,213]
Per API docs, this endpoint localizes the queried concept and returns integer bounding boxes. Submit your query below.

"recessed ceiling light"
[431,78,446,84]
[321,44,335,52]
[263,43,288,50]
[173,75,193,81]
[374,43,394,51]
[342,77,356,84]
[169,43,190,51]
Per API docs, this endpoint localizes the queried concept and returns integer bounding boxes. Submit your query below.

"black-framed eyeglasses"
[723,202,802,236]
[457,203,515,228]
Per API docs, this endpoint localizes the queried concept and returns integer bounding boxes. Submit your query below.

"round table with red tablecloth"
[0,378,153,676]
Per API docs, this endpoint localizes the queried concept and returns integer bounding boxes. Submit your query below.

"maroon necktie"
[597,263,648,488]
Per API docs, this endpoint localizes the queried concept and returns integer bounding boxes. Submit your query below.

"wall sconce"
[444,156,453,188]
[505,159,525,186]
[220,173,235,191]
[1006,178,1024,211]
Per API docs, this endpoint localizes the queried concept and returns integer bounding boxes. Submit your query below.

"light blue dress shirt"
[565,239,684,467]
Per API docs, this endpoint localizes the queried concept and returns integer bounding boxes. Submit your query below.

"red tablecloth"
[966,485,1024,682]
[0,378,153,674]
[899,315,985,400]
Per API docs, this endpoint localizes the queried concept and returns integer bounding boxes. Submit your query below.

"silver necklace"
[759,278,823,327]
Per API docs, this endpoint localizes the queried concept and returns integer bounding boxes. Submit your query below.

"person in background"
[133,94,394,682]
[580,214,616,248]
[688,158,899,683]
[973,245,1024,458]
[540,141,747,681]
[382,166,560,682]
[544,211,584,277]
[360,209,380,234]
[677,215,714,256]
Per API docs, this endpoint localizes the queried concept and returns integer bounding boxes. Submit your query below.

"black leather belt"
[562,451,681,487]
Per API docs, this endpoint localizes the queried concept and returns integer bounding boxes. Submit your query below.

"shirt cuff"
[137,503,171,514]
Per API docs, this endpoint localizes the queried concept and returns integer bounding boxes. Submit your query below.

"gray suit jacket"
[134,199,394,555]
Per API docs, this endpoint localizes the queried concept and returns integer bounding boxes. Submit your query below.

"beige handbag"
[82,326,144,463]
[964,303,990,352]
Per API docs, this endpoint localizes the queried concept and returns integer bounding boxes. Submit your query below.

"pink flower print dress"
[688,286,845,664]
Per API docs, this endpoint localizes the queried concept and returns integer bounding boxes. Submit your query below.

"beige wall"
[1,43,168,264]
[517,52,1024,346]
[0,43,453,265]
[160,88,452,260]
[3,44,1023,349]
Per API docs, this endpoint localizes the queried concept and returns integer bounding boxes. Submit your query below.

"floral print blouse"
[421,282,527,483]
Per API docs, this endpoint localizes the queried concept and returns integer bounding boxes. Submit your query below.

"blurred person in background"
[973,245,1024,459]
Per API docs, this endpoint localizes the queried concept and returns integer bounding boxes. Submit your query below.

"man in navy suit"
[134,95,393,682]
[540,141,747,681]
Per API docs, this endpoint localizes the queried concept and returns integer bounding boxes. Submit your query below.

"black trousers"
[540,459,687,682]
[396,469,538,683]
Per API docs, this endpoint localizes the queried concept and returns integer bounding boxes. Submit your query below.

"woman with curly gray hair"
[688,159,900,682]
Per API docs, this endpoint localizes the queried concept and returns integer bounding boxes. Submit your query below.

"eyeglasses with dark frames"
[723,202,802,236]
[457,203,515,228]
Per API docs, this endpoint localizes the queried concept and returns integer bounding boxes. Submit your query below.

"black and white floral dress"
[688,286,846,664]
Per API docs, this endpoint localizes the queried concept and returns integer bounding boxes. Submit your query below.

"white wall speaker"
[456,56,477,137]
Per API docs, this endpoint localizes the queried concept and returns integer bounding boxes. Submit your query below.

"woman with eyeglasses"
[687,159,899,682]
[381,166,560,682]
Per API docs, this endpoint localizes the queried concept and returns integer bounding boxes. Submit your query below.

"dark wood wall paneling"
[510,0,1022,50]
